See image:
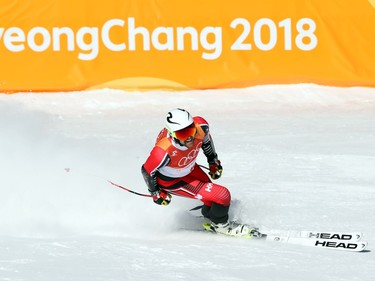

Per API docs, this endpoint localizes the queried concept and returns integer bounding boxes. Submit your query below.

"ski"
[265,235,368,252]
[202,223,368,252]
[268,230,362,241]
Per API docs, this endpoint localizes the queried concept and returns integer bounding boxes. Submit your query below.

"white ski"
[267,230,362,241]
[266,235,368,252]
[202,223,369,252]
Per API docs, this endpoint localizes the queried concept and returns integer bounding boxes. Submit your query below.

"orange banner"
[1,0,375,92]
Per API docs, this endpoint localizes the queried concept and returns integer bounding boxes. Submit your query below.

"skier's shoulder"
[193,116,209,126]
[155,133,172,150]
[194,116,209,133]
[154,128,168,143]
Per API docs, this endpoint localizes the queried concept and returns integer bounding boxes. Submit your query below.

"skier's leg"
[157,168,232,224]
[201,204,211,219]
[196,182,231,223]
[188,164,211,182]
[208,202,229,224]
[185,164,214,218]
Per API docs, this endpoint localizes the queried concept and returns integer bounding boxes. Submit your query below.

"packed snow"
[0,84,374,281]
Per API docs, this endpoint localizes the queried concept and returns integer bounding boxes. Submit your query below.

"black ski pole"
[199,164,209,171]
[108,180,152,198]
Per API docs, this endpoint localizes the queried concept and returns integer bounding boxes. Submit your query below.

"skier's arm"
[141,164,172,206]
[141,146,170,192]
[201,127,218,162]
[141,165,158,193]
[199,120,223,179]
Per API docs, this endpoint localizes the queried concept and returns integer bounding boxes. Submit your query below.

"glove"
[151,189,172,206]
[208,158,223,180]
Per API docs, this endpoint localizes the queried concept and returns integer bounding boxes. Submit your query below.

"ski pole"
[199,164,209,171]
[64,168,151,198]
[189,205,204,211]
[108,180,152,198]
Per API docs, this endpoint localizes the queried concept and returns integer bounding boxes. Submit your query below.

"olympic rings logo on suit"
[178,142,202,167]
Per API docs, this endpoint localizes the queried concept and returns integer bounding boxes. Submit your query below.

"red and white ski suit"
[141,116,231,208]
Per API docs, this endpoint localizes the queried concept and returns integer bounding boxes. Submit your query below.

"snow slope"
[0,84,375,281]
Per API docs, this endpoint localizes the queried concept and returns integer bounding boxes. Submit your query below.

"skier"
[141,108,252,237]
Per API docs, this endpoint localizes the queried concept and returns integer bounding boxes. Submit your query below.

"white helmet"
[165,108,193,133]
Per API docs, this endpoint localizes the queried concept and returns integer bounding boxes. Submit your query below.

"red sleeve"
[143,146,170,176]
[142,145,170,193]
[193,116,209,127]
[193,116,210,137]
[155,128,168,144]
[194,116,218,162]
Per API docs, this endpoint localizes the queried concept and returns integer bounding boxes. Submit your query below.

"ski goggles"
[172,123,197,141]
